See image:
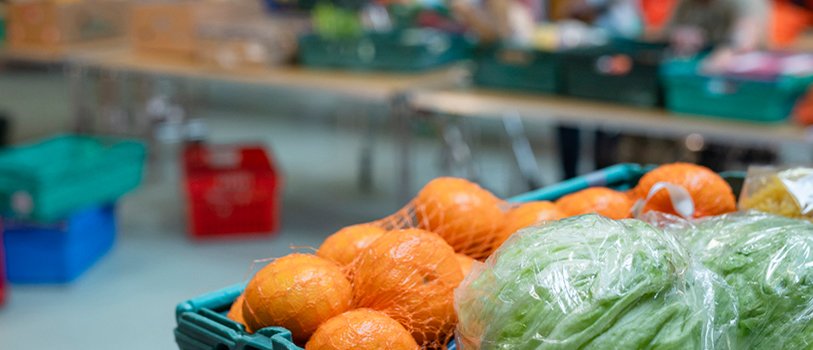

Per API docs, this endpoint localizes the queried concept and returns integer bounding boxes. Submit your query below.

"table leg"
[441,115,477,180]
[502,112,542,190]
[67,61,92,134]
[393,93,413,205]
[358,103,376,192]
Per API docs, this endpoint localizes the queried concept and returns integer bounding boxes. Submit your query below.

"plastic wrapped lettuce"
[455,214,737,350]
[677,212,813,350]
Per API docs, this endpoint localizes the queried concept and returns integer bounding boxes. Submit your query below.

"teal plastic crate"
[560,40,667,107]
[511,163,743,203]
[0,17,6,44]
[175,283,300,350]
[661,55,813,123]
[175,282,459,350]
[174,163,744,350]
[473,45,560,93]
[298,29,471,72]
[0,135,146,221]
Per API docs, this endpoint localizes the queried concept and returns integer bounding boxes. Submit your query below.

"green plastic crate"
[473,46,560,93]
[174,281,458,349]
[661,56,813,123]
[510,163,744,203]
[174,163,744,350]
[560,40,667,107]
[0,17,6,44]
[298,30,471,72]
[175,283,300,350]
[0,135,146,221]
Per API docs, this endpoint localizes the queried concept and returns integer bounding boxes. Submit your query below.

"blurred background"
[0,0,812,348]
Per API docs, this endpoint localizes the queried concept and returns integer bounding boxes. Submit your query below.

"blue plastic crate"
[3,204,116,284]
[174,164,743,349]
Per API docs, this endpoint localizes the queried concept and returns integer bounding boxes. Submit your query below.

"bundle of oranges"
[232,229,461,350]
[228,162,737,349]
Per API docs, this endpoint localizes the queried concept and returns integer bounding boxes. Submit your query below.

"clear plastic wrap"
[673,212,813,350]
[739,166,813,221]
[455,214,737,350]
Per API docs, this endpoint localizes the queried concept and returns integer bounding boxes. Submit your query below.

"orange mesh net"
[349,229,464,349]
[241,254,353,345]
[306,309,419,350]
[243,178,571,348]
[371,177,507,260]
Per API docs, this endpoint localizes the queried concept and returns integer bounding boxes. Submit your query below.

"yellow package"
[739,166,813,221]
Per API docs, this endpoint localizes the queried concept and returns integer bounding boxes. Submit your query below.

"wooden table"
[410,88,812,145]
[0,40,126,64]
[74,49,468,102]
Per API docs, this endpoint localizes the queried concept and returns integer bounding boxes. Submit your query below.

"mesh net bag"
[349,228,464,349]
[371,177,508,261]
[455,214,738,350]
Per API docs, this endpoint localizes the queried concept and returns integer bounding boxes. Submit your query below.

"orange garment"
[771,0,813,47]
[640,0,679,31]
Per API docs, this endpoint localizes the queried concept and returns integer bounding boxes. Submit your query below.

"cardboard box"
[7,0,129,50]
[130,0,263,59]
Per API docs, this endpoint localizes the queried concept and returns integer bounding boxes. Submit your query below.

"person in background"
[451,0,545,45]
[772,0,813,49]
[559,0,644,39]
[664,0,769,71]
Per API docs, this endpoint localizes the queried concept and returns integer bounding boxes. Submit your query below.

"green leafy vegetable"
[681,212,813,350]
[455,214,736,350]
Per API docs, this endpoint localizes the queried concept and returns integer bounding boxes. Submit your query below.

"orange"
[227,294,250,331]
[305,309,419,350]
[413,177,505,260]
[556,187,633,220]
[631,163,736,218]
[499,201,565,247]
[242,254,352,344]
[317,224,387,266]
[352,229,463,349]
[456,254,475,278]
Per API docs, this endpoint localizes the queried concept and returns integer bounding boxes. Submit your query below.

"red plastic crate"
[183,143,282,239]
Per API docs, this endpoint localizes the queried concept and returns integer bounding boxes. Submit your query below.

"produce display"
[221,162,813,349]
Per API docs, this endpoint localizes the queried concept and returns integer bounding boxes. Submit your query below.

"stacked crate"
[0,135,146,284]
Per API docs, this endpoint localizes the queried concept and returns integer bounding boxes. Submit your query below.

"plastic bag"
[739,166,813,221]
[671,212,813,350]
[454,214,737,350]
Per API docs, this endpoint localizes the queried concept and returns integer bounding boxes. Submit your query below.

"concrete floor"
[0,69,558,349]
